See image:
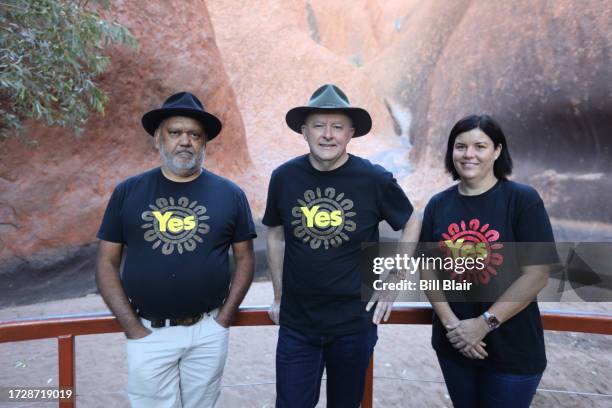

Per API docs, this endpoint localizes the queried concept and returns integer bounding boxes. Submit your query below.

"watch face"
[484,312,500,329]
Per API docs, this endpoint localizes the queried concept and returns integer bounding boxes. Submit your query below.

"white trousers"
[126,309,229,408]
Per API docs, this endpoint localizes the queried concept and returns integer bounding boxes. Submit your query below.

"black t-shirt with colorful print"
[97,167,256,319]
[420,180,558,374]
[263,154,413,335]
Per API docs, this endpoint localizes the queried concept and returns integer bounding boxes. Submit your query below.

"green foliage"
[0,0,138,138]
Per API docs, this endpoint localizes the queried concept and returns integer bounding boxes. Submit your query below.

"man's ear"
[153,128,161,149]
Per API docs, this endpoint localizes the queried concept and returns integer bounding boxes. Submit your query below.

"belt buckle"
[150,318,166,328]
[170,313,204,327]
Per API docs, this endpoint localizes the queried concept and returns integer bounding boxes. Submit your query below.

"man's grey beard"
[160,143,205,177]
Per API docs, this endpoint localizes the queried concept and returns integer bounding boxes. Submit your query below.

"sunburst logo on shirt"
[439,219,504,284]
[141,196,210,255]
[292,187,356,250]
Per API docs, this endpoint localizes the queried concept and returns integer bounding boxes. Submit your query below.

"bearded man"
[96,91,256,408]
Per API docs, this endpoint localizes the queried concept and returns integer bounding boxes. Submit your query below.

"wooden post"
[361,353,374,408]
[58,335,76,408]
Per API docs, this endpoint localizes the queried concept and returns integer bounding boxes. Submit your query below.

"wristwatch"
[482,311,500,330]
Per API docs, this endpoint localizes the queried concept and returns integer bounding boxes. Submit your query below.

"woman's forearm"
[488,264,550,324]
[421,266,459,325]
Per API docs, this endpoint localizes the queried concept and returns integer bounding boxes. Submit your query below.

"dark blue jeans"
[437,354,543,408]
[276,324,378,408]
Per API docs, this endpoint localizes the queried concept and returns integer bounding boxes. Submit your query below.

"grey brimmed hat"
[141,92,222,140]
[285,84,372,137]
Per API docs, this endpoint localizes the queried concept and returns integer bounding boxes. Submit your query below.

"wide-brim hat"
[285,84,372,137]
[141,91,222,140]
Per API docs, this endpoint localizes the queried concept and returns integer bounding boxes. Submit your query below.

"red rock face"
[0,0,250,266]
[210,0,611,226]
[206,0,408,193]
[365,0,612,223]
[1,0,610,274]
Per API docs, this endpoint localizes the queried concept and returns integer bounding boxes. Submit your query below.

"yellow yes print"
[300,206,342,228]
[291,187,356,250]
[142,196,210,255]
[153,211,196,233]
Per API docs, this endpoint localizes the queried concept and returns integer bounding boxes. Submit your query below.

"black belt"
[138,312,206,328]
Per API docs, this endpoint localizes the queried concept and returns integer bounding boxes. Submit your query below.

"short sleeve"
[516,201,554,242]
[515,192,559,266]
[262,170,282,227]
[419,199,435,242]
[380,174,413,231]
[97,184,125,243]
[418,198,441,259]
[231,190,257,242]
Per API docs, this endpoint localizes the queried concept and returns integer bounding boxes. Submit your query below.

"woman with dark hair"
[420,114,558,407]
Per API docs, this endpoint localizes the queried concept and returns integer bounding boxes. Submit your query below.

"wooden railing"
[1,306,611,408]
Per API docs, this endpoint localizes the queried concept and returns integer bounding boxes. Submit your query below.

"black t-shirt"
[420,180,557,374]
[263,154,413,335]
[97,167,256,319]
